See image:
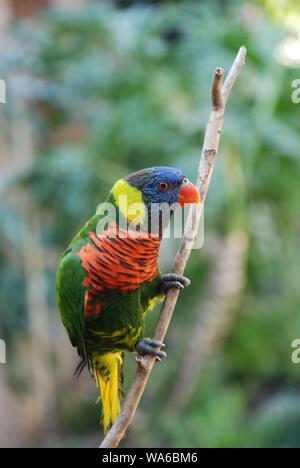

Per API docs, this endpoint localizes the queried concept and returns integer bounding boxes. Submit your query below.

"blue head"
[124,166,199,207]
[110,166,199,234]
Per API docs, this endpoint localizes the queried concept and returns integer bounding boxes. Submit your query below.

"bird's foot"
[161,273,191,292]
[135,338,166,362]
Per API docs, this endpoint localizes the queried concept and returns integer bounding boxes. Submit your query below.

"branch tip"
[216,67,224,76]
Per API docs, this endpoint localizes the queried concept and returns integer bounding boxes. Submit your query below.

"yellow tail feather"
[93,353,123,433]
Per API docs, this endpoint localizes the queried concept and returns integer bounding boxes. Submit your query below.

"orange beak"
[178,181,200,207]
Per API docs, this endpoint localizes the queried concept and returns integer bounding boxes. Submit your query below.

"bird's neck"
[105,186,172,239]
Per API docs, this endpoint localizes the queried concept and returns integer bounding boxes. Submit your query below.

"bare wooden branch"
[99,46,247,449]
[221,46,247,103]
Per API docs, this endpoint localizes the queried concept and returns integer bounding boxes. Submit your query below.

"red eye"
[158,182,169,192]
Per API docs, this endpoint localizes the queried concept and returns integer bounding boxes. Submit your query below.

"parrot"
[56,166,199,432]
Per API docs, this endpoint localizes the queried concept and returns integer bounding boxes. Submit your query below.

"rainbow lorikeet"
[56,166,199,431]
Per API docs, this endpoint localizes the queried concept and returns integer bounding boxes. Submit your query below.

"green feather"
[56,249,86,356]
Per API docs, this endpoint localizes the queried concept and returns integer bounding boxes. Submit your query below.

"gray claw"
[135,338,167,361]
[164,281,184,290]
[161,274,191,292]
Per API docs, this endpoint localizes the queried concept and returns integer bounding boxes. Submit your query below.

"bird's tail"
[93,352,123,433]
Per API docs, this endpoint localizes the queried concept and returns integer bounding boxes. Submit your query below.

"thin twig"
[212,67,224,109]
[100,46,247,449]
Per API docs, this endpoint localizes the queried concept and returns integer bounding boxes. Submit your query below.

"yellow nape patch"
[111,179,146,224]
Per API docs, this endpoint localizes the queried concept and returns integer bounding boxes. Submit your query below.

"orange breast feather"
[77,225,160,319]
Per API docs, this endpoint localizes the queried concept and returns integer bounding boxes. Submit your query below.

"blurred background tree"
[0,0,300,448]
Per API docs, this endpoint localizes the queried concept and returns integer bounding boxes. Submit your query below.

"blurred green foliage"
[1,0,300,448]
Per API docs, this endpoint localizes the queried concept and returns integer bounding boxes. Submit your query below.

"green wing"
[56,248,86,356]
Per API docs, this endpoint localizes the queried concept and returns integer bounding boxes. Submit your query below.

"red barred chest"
[77,226,160,294]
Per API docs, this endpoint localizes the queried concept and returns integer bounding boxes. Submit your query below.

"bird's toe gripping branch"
[161,273,191,292]
[135,338,167,362]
